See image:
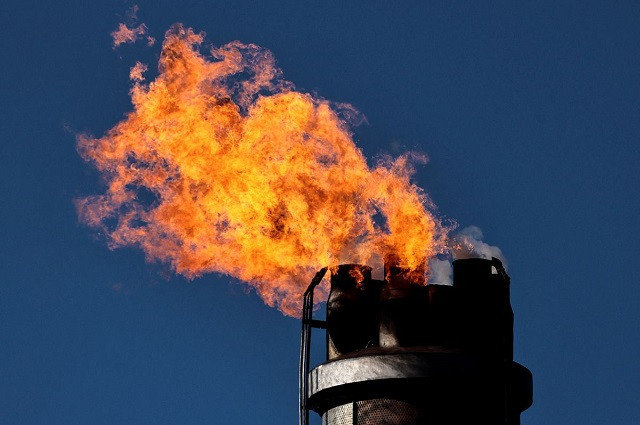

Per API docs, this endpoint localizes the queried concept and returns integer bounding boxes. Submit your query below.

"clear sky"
[1,1,639,424]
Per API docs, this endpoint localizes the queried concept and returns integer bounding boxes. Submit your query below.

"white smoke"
[428,225,506,286]
[427,258,453,285]
[452,225,506,264]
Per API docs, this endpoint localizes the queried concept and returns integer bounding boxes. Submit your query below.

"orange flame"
[77,24,446,316]
[111,23,155,48]
[129,61,148,82]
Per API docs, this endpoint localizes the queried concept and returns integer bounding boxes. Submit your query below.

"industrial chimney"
[299,258,532,425]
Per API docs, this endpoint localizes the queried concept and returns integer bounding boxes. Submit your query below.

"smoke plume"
[452,225,506,265]
[426,226,506,286]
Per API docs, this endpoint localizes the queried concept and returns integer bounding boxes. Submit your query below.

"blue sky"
[1,1,639,424]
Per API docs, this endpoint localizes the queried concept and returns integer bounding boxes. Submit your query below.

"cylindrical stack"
[326,265,381,359]
[306,258,532,425]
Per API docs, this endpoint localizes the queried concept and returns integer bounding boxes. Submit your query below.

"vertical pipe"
[299,267,327,425]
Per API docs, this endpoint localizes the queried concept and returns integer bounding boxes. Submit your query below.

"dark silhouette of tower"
[299,258,532,425]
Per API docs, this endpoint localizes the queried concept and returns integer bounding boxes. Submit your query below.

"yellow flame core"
[77,25,445,316]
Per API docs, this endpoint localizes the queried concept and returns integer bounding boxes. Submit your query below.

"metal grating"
[324,399,420,425]
[323,402,353,425]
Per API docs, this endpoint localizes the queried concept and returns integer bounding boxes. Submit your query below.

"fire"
[129,62,148,82]
[77,24,446,315]
[111,23,154,48]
